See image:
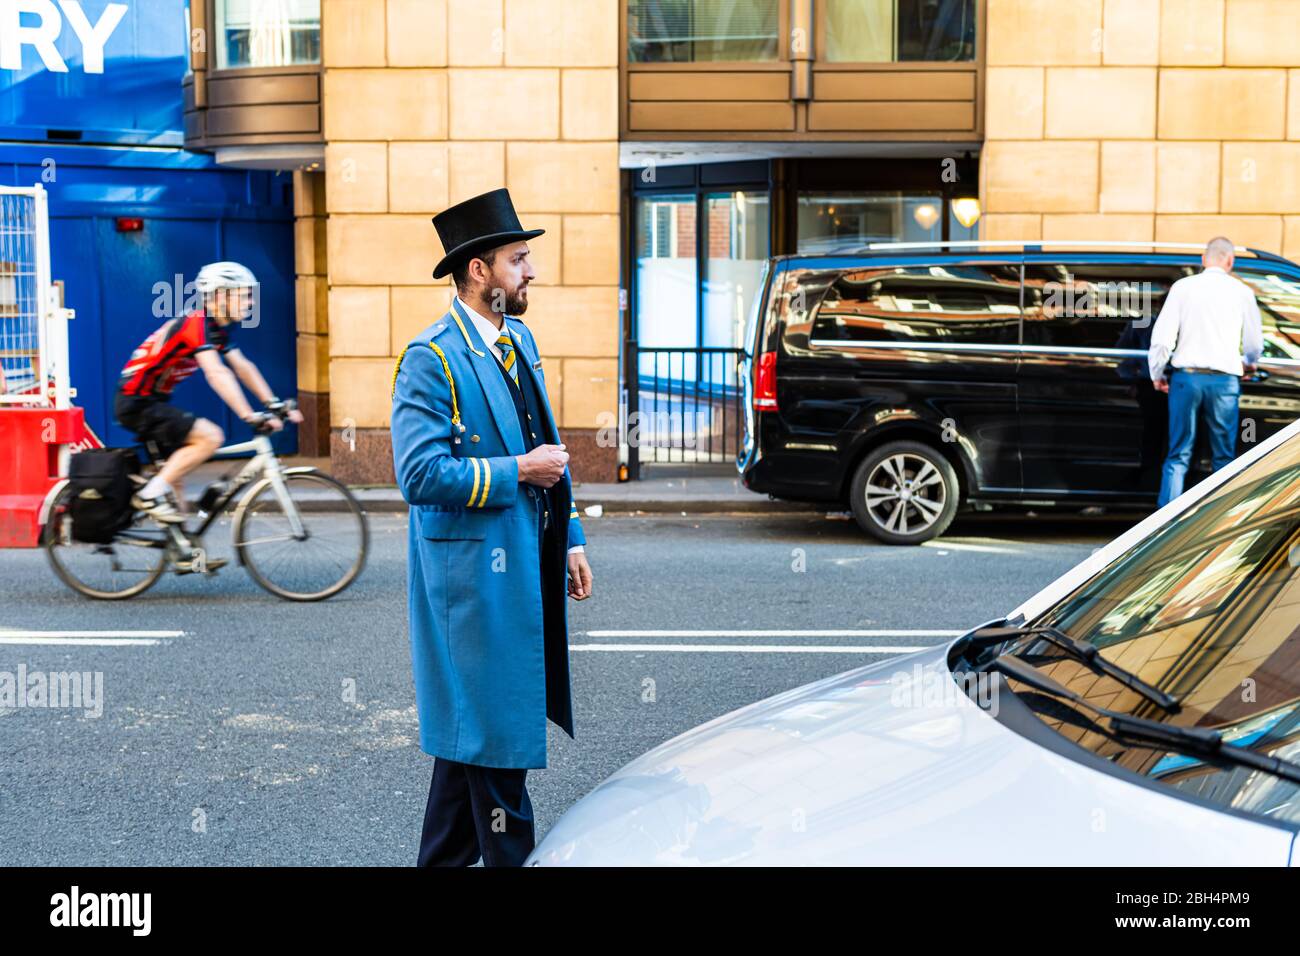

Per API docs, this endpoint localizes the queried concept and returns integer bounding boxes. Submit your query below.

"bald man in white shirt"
[1148,236,1264,507]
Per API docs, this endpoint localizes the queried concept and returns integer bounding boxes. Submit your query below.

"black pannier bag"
[65,448,140,544]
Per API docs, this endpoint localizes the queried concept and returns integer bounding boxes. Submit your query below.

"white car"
[529,418,1300,866]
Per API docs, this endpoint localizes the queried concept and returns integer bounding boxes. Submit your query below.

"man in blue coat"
[390,188,594,867]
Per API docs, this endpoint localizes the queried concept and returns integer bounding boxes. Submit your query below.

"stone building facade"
[982,0,1300,259]
[309,0,620,483]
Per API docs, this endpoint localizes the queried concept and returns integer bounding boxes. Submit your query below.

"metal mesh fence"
[0,190,41,402]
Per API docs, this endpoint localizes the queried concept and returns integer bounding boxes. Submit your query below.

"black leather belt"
[1174,366,1220,375]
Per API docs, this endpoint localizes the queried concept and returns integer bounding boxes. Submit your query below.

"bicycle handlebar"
[244,412,279,435]
[249,397,299,433]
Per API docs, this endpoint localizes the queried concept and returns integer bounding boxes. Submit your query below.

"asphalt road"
[0,511,1129,865]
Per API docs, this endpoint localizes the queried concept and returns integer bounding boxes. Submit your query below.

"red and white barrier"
[0,184,89,547]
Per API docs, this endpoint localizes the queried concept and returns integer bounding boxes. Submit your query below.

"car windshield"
[1015,428,1300,825]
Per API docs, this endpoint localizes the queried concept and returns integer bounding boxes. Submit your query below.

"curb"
[573,499,825,515]
[304,494,824,516]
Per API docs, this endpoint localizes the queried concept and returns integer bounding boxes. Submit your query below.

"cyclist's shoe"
[175,555,227,575]
[132,492,186,524]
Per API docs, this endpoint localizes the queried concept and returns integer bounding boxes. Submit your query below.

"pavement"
[178,456,821,515]
[174,456,1148,522]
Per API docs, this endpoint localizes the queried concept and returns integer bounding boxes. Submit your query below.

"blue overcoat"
[390,301,585,769]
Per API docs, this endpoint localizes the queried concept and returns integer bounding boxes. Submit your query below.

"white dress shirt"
[455,296,584,556]
[1148,266,1265,380]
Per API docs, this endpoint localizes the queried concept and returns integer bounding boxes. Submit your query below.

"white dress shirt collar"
[455,295,513,364]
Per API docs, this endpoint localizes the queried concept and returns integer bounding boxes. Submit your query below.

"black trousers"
[417,758,535,867]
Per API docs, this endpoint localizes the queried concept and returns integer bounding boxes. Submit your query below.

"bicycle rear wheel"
[233,470,368,601]
[43,485,168,600]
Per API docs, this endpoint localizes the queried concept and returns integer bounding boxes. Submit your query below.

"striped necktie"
[496,332,519,387]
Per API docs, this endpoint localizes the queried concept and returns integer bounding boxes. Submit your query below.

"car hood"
[528,644,1294,866]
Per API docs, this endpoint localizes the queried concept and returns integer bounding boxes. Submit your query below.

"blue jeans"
[1157,369,1241,507]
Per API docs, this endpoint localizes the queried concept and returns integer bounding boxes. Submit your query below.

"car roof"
[772,241,1300,272]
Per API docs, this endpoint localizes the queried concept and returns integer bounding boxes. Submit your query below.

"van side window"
[1233,268,1300,361]
[811,264,1021,345]
[1022,263,1192,351]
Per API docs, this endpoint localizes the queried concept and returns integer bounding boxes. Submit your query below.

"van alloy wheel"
[849,440,960,545]
[864,453,946,535]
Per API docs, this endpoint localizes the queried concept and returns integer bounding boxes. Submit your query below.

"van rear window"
[811,264,1021,346]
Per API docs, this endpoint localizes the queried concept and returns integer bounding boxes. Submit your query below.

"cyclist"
[114,261,303,524]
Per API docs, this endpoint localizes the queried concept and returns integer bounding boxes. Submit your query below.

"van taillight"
[754,351,778,411]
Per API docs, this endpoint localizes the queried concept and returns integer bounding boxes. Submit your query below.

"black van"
[738,242,1300,544]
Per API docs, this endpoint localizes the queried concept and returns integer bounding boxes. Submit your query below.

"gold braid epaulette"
[390,345,410,399]
[427,341,461,429]
[391,340,463,431]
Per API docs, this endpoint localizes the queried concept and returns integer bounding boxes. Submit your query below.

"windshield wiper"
[986,652,1300,786]
[959,624,1180,714]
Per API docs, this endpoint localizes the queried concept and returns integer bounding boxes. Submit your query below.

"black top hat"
[431,188,544,279]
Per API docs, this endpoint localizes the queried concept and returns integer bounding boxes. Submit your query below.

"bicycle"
[43,401,369,601]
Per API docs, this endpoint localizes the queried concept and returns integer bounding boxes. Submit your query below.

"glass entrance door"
[632,182,770,464]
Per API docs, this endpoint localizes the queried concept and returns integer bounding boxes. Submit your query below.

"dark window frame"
[629,160,774,347]
[626,0,786,65]
[816,0,979,66]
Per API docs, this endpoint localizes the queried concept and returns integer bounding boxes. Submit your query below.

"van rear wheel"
[849,441,959,545]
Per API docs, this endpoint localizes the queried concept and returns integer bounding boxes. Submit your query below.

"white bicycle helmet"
[195,261,258,294]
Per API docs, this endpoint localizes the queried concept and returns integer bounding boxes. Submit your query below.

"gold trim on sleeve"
[467,456,481,507]
[477,459,492,507]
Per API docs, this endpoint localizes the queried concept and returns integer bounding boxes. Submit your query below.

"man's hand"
[516,443,568,488]
[287,408,305,424]
[567,551,592,601]
[1152,377,1169,394]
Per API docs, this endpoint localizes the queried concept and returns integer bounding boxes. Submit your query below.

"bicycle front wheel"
[43,485,168,600]
[232,470,369,601]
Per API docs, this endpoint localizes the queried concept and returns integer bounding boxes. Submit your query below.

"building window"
[635,194,699,348]
[796,191,975,254]
[704,190,770,349]
[628,0,780,63]
[824,0,976,62]
[215,0,321,69]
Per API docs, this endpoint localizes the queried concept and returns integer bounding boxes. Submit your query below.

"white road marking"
[921,540,1022,554]
[0,630,185,647]
[582,629,962,638]
[571,644,928,654]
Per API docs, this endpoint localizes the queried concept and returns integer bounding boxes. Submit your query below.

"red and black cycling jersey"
[118,310,233,398]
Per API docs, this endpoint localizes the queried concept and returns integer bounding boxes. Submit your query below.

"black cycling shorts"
[114,391,198,456]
